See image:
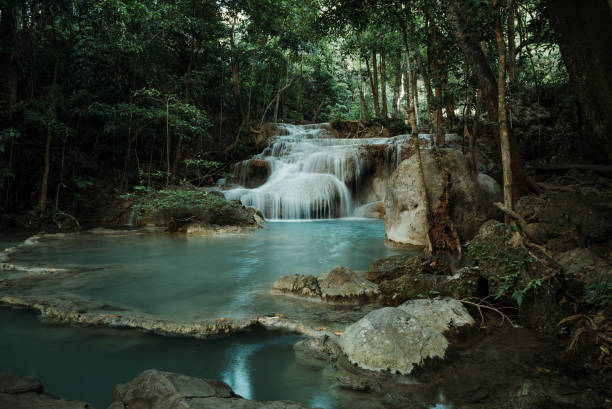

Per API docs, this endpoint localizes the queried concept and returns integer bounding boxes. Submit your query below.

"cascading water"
[226,123,416,220]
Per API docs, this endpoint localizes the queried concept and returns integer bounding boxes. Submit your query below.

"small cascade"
[225,124,420,220]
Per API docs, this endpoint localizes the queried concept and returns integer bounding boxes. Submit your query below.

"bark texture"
[548,0,612,161]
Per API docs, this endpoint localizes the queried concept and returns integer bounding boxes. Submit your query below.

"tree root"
[460,296,517,327]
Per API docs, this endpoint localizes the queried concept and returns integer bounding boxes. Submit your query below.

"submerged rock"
[108,369,311,409]
[0,372,92,409]
[272,266,379,304]
[384,149,499,247]
[397,297,475,333]
[338,307,448,375]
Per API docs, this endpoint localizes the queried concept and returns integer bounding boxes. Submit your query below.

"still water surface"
[11,219,401,320]
[1,220,411,408]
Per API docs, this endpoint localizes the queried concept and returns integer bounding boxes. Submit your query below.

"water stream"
[226,124,414,219]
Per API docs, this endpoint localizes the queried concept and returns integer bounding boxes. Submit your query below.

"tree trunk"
[433,58,444,146]
[380,50,388,119]
[507,0,518,87]
[359,58,370,119]
[469,88,481,172]
[39,58,59,216]
[443,70,457,130]
[445,0,530,194]
[165,98,171,188]
[548,0,612,161]
[371,51,381,117]
[392,57,402,119]
[230,27,244,120]
[494,0,513,217]
[408,58,433,253]
[444,0,498,127]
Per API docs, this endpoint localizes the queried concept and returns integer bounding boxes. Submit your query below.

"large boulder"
[272,266,379,304]
[384,149,499,247]
[338,307,448,375]
[397,297,475,333]
[108,369,310,409]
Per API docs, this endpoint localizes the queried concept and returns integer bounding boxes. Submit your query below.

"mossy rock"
[378,269,480,307]
[366,254,451,284]
[468,222,562,329]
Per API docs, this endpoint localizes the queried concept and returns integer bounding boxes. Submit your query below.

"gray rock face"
[108,369,311,409]
[384,149,497,246]
[0,372,92,409]
[338,307,448,375]
[397,297,475,333]
[272,266,379,303]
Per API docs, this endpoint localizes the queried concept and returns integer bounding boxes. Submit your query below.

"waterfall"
[225,124,417,220]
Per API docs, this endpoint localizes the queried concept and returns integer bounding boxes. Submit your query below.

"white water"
[226,123,426,220]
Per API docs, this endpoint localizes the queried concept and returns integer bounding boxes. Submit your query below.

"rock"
[384,149,497,247]
[366,254,451,284]
[556,248,599,275]
[293,337,338,367]
[318,266,380,303]
[336,375,381,392]
[353,201,385,219]
[397,297,475,333]
[0,373,92,409]
[476,173,502,202]
[109,369,311,409]
[272,274,321,298]
[272,266,379,304]
[233,159,271,188]
[0,372,43,394]
[338,307,448,375]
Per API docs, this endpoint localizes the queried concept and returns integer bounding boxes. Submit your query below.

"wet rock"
[377,272,478,306]
[336,375,382,392]
[318,266,380,303]
[293,337,338,367]
[0,373,92,409]
[272,266,379,304]
[272,274,321,298]
[0,372,43,394]
[397,297,475,333]
[338,307,448,375]
[108,369,311,409]
[366,255,471,306]
[353,201,385,219]
[233,159,271,188]
[385,149,497,247]
[366,254,451,284]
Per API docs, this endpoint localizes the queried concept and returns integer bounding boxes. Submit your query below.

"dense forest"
[1,0,610,229]
[1,1,612,408]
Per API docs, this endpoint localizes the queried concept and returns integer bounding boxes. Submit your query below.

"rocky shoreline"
[0,370,313,409]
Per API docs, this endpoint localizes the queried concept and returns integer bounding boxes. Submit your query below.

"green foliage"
[468,225,551,307]
[121,186,234,229]
[586,279,612,309]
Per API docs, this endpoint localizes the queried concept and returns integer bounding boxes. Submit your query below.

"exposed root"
[460,296,518,327]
